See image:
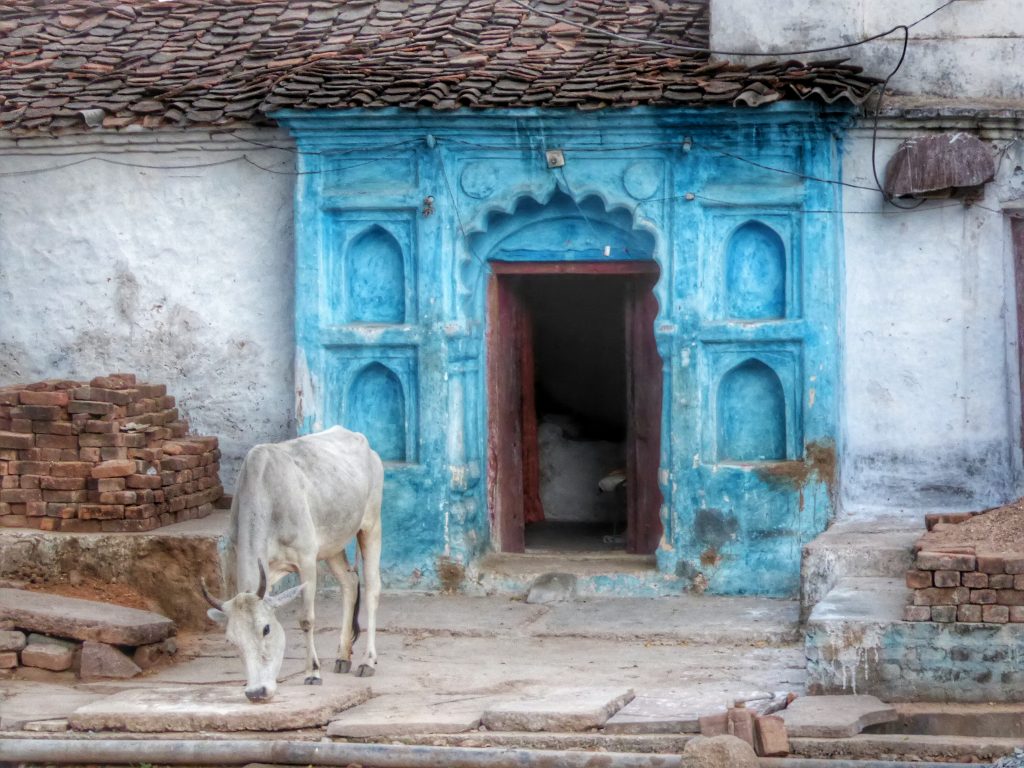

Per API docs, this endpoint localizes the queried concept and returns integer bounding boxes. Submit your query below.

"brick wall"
[904,512,1024,624]
[0,374,222,532]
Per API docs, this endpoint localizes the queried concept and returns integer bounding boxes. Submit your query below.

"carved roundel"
[623,161,662,200]
[460,162,499,199]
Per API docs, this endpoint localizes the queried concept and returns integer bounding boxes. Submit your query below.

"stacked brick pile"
[904,550,1024,624]
[0,374,222,532]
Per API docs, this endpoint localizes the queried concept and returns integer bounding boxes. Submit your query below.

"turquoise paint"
[278,105,851,596]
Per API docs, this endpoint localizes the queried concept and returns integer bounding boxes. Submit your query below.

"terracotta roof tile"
[0,0,881,135]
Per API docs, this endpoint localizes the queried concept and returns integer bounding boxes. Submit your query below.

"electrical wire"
[505,0,961,58]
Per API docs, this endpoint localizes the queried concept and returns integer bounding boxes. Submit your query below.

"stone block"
[1010,606,1024,622]
[0,629,26,652]
[727,706,754,746]
[754,714,789,757]
[958,604,983,622]
[1004,556,1024,575]
[327,693,498,737]
[21,642,75,671]
[0,588,174,645]
[991,574,1015,588]
[971,589,997,604]
[70,684,371,732]
[79,641,141,679]
[976,554,1005,574]
[933,570,960,587]
[913,586,969,606]
[91,460,135,479]
[132,638,177,669]
[683,734,758,768]
[481,687,634,732]
[0,651,18,668]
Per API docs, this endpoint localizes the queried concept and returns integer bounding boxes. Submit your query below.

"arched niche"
[725,221,786,320]
[345,225,405,323]
[717,359,786,462]
[347,363,406,462]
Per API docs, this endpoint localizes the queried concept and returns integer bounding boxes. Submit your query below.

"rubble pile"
[904,503,1024,624]
[0,587,176,680]
[0,374,222,532]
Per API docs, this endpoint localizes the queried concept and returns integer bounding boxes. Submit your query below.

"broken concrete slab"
[69,684,371,732]
[327,693,502,737]
[603,688,773,734]
[0,588,174,646]
[780,694,897,738]
[23,719,69,732]
[79,641,142,679]
[0,682,105,730]
[481,687,634,732]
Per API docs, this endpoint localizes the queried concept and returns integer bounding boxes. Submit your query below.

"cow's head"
[201,561,304,703]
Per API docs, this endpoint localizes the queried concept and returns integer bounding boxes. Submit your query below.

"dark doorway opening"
[487,261,663,556]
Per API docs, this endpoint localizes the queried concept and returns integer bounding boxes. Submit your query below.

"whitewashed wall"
[0,129,297,490]
[841,123,1024,517]
[711,0,1024,99]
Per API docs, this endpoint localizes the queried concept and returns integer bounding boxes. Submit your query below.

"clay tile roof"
[0,0,882,136]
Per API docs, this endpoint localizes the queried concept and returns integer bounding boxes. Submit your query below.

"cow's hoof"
[355,664,376,678]
[334,659,351,674]
[303,676,323,686]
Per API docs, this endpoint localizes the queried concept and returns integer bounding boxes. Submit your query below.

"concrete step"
[800,517,922,620]
[805,576,1024,702]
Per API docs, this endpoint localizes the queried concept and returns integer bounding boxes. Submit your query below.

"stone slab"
[69,684,372,732]
[481,687,634,732]
[327,693,502,737]
[79,641,142,679]
[24,719,69,732]
[780,695,897,738]
[0,588,174,646]
[0,629,26,652]
[21,642,75,672]
[0,683,105,730]
[604,688,774,734]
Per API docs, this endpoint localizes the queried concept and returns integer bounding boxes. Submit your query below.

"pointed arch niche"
[345,225,406,324]
[724,221,786,321]
[717,358,786,462]
[347,363,407,462]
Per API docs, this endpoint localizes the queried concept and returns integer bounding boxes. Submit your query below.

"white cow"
[201,426,383,703]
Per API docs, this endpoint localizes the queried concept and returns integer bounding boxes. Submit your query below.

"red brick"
[125,504,157,519]
[19,475,40,490]
[996,590,1024,606]
[934,570,960,587]
[51,462,94,478]
[34,434,77,450]
[37,518,59,531]
[11,405,63,421]
[42,490,88,503]
[84,420,118,433]
[40,476,86,491]
[32,421,77,436]
[903,605,932,621]
[126,473,162,490]
[9,419,31,433]
[916,552,976,572]
[958,604,983,622]
[1005,556,1024,575]
[1010,606,1024,623]
[98,491,136,505]
[68,401,120,416]
[931,605,957,622]
[25,501,46,517]
[91,460,135,479]
[0,489,41,503]
[983,605,1010,623]
[914,587,970,606]
[72,386,138,406]
[46,504,78,518]
[0,476,16,490]
[991,574,1015,589]
[0,515,28,528]
[970,589,997,604]
[0,651,17,668]
[58,519,101,532]
[1015,575,1024,590]
[977,555,1006,574]
[906,569,933,589]
[962,571,989,589]
[0,431,33,450]
[78,504,124,520]
[91,374,136,389]
[19,390,69,407]
[102,517,159,533]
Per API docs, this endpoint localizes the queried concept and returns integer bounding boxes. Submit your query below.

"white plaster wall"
[711,0,1024,99]
[840,126,1024,517]
[0,129,297,490]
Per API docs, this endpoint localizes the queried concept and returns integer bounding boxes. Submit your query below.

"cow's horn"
[257,559,268,599]
[200,578,224,611]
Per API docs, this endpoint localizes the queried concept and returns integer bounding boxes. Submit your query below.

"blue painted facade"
[279,104,849,597]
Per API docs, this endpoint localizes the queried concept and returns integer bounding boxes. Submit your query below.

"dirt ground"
[918,498,1024,554]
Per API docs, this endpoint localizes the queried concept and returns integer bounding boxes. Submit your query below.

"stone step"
[805,576,1024,702]
[0,588,175,646]
[800,517,921,619]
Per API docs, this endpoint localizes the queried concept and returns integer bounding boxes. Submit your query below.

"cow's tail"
[352,552,362,645]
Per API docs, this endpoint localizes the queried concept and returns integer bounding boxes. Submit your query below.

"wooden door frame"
[486,260,663,554]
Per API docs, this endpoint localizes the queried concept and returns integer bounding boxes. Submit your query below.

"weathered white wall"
[840,123,1024,517]
[0,129,297,490]
[711,0,1024,99]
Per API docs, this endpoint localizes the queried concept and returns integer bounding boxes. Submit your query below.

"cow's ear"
[266,582,305,609]
[207,608,228,625]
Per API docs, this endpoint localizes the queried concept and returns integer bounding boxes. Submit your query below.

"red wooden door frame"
[486,260,663,555]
